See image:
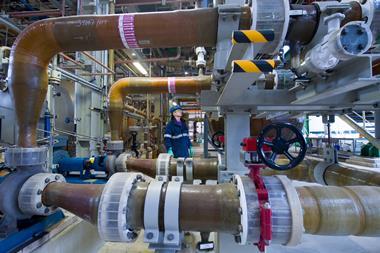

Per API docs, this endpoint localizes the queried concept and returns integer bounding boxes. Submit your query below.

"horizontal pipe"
[109,75,212,140]
[42,182,104,224]
[125,157,218,180]
[261,157,380,186]
[115,0,192,6]
[8,8,222,147]
[42,179,380,238]
[9,9,62,18]
[297,185,380,236]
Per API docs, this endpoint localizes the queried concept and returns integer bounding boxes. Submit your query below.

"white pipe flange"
[163,181,183,246]
[144,180,165,244]
[115,152,132,172]
[156,153,172,176]
[184,158,193,181]
[98,172,144,242]
[275,175,303,246]
[18,173,66,216]
[233,175,260,245]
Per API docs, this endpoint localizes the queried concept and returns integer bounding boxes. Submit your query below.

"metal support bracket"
[163,181,183,246]
[144,180,165,244]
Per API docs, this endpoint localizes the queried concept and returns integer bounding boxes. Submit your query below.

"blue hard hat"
[170,105,182,114]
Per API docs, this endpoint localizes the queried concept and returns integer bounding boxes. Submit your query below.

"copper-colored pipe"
[108,75,212,140]
[125,104,147,117]
[42,182,104,224]
[59,53,85,68]
[125,157,218,180]
[9,9,62,18]
[9,8,226,147]
[82,51,115,74]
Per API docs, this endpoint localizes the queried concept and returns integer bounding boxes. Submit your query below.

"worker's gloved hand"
[168,148,174,156]
[188,146,194,157]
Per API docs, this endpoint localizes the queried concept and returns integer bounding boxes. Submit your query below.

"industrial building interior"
[1,0,380,252]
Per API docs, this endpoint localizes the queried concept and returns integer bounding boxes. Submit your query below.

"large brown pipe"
[125,157,218,180]
[261,157,380,186]
[42,181,240,233]
[42,180,380,237]
[8,8,225,147]
[108,75,212,140]
[42,182,104,224]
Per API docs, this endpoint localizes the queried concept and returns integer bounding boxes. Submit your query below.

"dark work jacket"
[164,119,191,158]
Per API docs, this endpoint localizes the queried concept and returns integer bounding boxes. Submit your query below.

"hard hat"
[170,105,182,114]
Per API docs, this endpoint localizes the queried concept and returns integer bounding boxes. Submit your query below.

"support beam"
[339,115,380,150]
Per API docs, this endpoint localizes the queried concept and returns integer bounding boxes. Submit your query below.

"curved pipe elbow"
[108,75,212,140]
[8,8,219,147]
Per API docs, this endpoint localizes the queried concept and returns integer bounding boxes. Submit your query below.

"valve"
[257,123,307,171]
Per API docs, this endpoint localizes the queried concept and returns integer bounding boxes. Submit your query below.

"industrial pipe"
[297,185,380,236]
[261,157,380,186]
[8,8,226,147]
[41,177,380,237]
[108,75,212,140]
[42,182,104,224]
[125,157,218,180]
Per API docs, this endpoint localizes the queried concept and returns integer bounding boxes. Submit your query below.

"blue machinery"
[0,211,65,253]
[53,153,108,180]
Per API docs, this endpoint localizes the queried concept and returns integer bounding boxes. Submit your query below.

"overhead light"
[133,61,148,76]
[132,52,136,57]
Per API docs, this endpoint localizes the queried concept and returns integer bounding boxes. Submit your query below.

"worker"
[164,105,193,158]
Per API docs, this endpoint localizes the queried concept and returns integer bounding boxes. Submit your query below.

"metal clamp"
[144,180,165,244]
[163,181,183,246]
[176,158,185,177]
[98,172,144,242]
[156,153,172,176]
[18,173,66,216]
[184,158,193,181]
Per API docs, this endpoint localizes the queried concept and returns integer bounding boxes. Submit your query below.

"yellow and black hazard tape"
[232,30,275,44]
[232,60,278,73]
